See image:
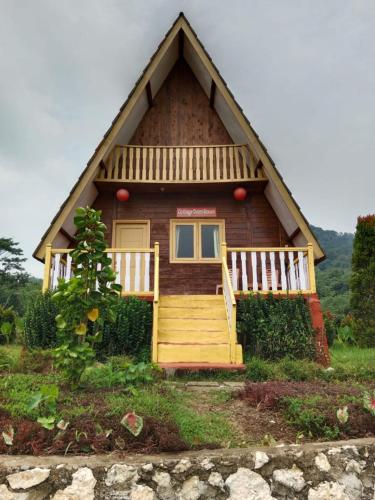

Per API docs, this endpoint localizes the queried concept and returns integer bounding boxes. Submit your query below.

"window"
[170,219,224,263]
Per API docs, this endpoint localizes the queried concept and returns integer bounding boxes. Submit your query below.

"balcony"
[95,144,267,184]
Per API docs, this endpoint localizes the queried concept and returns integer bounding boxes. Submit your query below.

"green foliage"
[313,225,353,319]
[329,343,375,381]
[81,361,158,389]
[323,311,337,347]
[0,305,17,344]
[336,325,356,345]
[282,396,340,439]
[24,291,58,349]
[363,390,375,416]
[350,215,375,347]
[238,294,315,360]
[100,296,152,359]
[277,358,321,381]
[52,207,121,389]
[246,358,276,381]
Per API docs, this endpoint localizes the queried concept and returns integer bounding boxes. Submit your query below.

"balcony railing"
[96,144,266,183]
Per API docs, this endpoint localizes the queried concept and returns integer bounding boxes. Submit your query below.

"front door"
[113,221,150,291]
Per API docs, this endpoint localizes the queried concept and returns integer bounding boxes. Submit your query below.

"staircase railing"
[152,242,159,363]
[221,243,237,364]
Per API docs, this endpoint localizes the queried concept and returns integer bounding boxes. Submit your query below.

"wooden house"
[34,13,329,369]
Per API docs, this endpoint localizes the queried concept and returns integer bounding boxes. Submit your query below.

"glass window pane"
[201,225,220,258]
[176,225,194,258]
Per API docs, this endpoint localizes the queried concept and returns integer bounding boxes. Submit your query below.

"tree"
[350,215,375,347]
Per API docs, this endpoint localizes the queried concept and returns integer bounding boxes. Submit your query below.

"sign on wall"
[176,207,217,218]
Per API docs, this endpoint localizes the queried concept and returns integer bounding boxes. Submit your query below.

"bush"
[99,297,152,359]
[237,294,315,361]
[323,311,337,347]
[245,358,276,381]
[278,358,321,381]
[24,292,58,349]
[0,305,17,344]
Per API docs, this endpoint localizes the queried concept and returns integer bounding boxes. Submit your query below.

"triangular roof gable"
[34,12,325,262]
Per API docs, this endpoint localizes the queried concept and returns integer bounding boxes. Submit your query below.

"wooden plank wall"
[93,191,290,295]
[130,59,233,145]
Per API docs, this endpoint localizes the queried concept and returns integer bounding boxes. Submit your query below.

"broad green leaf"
[37,416,55,430]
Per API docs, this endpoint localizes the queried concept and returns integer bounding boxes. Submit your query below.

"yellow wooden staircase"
[154,295,244,369]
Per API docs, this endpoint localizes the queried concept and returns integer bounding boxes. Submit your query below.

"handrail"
[152,242,160,362]
[221,242,237,364]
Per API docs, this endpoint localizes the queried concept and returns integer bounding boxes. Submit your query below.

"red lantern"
[116,188,130,202]
[233,187,247,201]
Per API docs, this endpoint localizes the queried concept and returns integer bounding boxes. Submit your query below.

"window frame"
[170,219,225,264]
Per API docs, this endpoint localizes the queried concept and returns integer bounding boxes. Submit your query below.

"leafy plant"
[24,291,58,349]
[52,207,121,389]
[0,305,17,344]
[363,390,375,416]
[28,384,59,429]
[336,406,349,424]
[121,411,143,436]
[82,361,158,390]
[337,325,356,345]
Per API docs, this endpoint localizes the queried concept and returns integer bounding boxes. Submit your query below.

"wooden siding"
[130,59,233,145]
[93,190,290,295]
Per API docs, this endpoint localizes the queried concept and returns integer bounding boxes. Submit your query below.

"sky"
[0,0,374,277]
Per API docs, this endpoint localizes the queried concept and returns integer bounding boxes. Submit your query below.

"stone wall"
[0,438,374,499]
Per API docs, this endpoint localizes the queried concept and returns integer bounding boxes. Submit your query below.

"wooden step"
[158,306,226,320]
[158,329,228,344]
[158,363,246,371]
[157,343,231,363]
[158,318,227,332]
[160,295,224,308]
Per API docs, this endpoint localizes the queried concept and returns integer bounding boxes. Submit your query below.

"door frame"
[112,220,151,248]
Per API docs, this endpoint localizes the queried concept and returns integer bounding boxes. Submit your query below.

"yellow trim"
[42,244,52,292]
[169,219,225,263]
[152,242,160,363]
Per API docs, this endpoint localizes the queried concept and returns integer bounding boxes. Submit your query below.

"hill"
[312,225,354,318]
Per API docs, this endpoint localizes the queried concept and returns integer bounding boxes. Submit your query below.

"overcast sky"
[0,0,374,276]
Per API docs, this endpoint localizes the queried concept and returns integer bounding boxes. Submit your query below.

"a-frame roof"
[33,12,325,262]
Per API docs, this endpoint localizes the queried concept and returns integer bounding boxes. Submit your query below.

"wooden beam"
[178,29,184,59]
[146,81,153,108]
[289,227,301,241]
[209,80,216,108]
[59,227,75,244]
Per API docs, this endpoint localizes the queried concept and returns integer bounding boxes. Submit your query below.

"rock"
[7,468,50,490]
[53,468,96,500]
[0,485,16,500]
[253,451,269,469]
[308,481,350,500]
[105,464,139,487]
[342,445,359,455]
[130,484,157,500]
[338,473,363,500]
[226,467,275,500]
[142,463,154,472]
[173,459,192,473]
[200,458,215,470]
[272,466,306,492]
[315,452,331,472]
[178,476,206,500]
[345,460,364,475]
[208,472,224,490]
[153,471,172,488]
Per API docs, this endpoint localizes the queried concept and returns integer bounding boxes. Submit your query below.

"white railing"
[96,144,267,183]
[221,243,237,363]
[226,244,316,294]
[42,244,157,295]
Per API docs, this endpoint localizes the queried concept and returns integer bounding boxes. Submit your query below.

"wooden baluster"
[195,147,200,180]
[303,254,310,290]
[175,147,180,181]
[295,261,300,289]
[188,147,193,180]
[279,251,287,290]
[162,148,167,180]
[270,251,277,290]
[113,147,120,180]
[251,251,258,291]
[52,254,60,289]
[298,251,307,290]
[66,254,72,280]
[134,252,141,292]
[181,148,187,180]
[261,251,268,290]
[149,147,154,181]
[288,251,297,290]
[215,147,220,180]
[106,150,114,180]
[155,148,160,181]
[120,146,127,180]
[231,251,237,291]
[209,147,214,180]
[115,252,121,285]
[241,145,248,179]
[169,148,174,180]
[142,147,147,180]
[240,251,248,291]
[125,253,131,292]
[234,146,241,179]
[249,149,255,178]
[135,147,140,180]
[128,147,134,180]
[202,147,207,180]
[229,146,234,180]
[222,146,227,180]
[144,252,150,292]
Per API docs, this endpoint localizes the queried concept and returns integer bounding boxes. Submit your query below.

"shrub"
[99,297,152,359]
[237,294,315,360]
[0,305,17,344]
[24,291,57,349]
[245,358,276,381]
[323,310,337,347]
[278,358,321,381]
[350,214,375,347]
